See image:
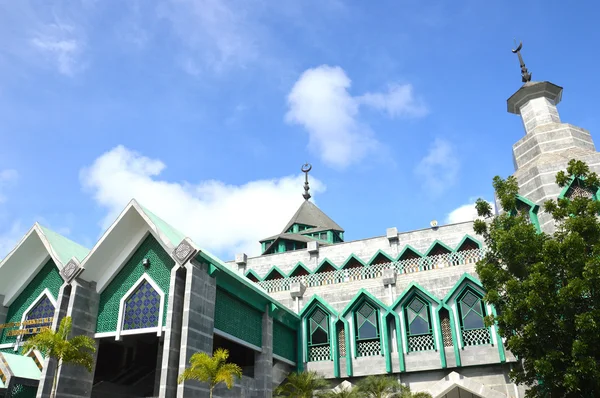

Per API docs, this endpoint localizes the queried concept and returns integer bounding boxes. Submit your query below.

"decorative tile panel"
[273,321,297,362]
[214,289,262,347]
[0,260,62,346]
[462,328,491,346]
[441,314,453,347]
[309,345,330,362]
[408,334,435,351]
[357,339,381,357]
[122,280,160,331]
[96,235,174,333]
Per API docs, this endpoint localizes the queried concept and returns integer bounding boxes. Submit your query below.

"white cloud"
[286,65,426,169]
[415,138,459,195]
[30,23,85,76]
[0,221,26,261]
[80,146,326,258]
[159,0,260,74]
[446,200,496,224]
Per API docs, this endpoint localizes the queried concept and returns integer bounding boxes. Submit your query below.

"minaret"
[507,41,600,232]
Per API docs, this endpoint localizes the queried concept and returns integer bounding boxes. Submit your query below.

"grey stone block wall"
[232,222,476,279]
[254,308,273,398]
[159,266,186,398]
[213,375,256,398]
[404,350,440,373]
[37,284,71,398]
[272,360,294,390]
[176,261,216,398]
[52,279,100,398]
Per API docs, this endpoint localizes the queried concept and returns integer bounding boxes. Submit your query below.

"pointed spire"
[512,40,532,83]
[301,163,312,200]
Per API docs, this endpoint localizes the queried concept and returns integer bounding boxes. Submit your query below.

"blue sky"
[1,0,599,260]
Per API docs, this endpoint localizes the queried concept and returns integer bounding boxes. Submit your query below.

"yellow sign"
[6,327,50,337]
[0,318,53,331]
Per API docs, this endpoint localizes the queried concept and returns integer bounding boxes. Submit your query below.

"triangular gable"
[397,245,422,261]
[245,269,261,282]
[391,282,441,311]
[0,224,88,306]
[79,199,184,292]
[558,176,599,201]
[339,254,366,270]
[341,289,389,317]
[314,258,338,274]
[367,250,394,266]
[424,240,453,256]
[454,235,482,252]
[443,273,484,304]
[289,262,311,277]
[299,295,339,318]
[263,266,286,281]
[427,371,507,398]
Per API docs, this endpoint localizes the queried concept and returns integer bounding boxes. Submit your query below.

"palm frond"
[178,348,241,391]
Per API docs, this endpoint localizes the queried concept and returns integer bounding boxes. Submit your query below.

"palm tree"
[318,384,360,398]
[177,348,242,398]
[356,376,432,398]
[275,371,330,398]
[22,316,96,398]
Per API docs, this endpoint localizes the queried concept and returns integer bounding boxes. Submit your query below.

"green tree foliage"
[178,348,242,398]
[355,375,432,398]
[274,371,330,398]
[22,316,96,398]
[474,159,600,397]
[318,385,361,398]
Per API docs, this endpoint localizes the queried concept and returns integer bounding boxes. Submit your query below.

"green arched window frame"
[354,301,381,357]
[404,295,435,352]
[510,195,541,233]
[558,176,600,201]
[307,307,331,362]
[456,288,491,347]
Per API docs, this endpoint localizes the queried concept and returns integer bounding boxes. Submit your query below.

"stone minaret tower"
[507,42,600,233]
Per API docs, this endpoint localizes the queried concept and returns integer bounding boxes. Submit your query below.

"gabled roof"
[79,199,187,292]
[0,224,89,306]
[281,200,343,233]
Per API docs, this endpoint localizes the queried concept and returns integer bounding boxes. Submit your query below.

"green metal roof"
[139,205,187,247]
[1,353,41,380]
[38,224,90,265]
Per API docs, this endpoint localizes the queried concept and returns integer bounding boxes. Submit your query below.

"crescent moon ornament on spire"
[302,163,312,200]
[512,39,532,83]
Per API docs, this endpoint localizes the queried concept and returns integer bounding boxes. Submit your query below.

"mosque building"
[0,45,598,398]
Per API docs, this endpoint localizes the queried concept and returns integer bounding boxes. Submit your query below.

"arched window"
[404,296,435,351]
[20,290,56,341]
[457,289,491,346]
[307,308,331,361]
[354,302,381,357]
[117,274,165,339]
[123,279,160,331]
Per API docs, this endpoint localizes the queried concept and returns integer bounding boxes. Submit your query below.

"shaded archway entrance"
[437,386,485,398]
[91,334,161,398]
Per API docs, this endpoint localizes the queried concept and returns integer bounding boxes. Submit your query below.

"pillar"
[36,284,71,398]
[254,307,273,397]
[159,266,186,398]
[176,260,216,398]
[51,279,99,398]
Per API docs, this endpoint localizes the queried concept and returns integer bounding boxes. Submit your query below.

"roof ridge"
[37,223,90,264]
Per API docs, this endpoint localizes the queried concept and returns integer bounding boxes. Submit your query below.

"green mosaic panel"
[0,260,62,346]
[214,289,262,347]
[9,384,38,398]
[96,235,174,333]
[273,321,297,362]
[0,348,15,354]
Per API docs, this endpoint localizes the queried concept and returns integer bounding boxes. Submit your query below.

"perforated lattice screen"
[96,235,174,333]
[9,384,37,398]
[1,259,62,345]
[566,184,594,200]
[338,326,346,357]
[273,321,297,362]
[214,289,262,347]
[123,279,160,330]
[441,313,453,347]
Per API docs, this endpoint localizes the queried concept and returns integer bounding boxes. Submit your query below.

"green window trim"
[354,302,382,357]
[456,288,492,347]
[307,307,331,362]
[404,295,436,352]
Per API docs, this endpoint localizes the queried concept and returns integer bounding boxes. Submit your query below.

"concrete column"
[51,279,99,398]
[154,338,164,396]
[0,295,8,325]
[159,266,186,398]
[36,284,71,398]
[519,97,560,134]
[176,261,216,398]
[254,307,273,398]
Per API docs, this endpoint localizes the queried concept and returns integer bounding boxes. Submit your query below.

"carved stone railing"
[256,248,484,293]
